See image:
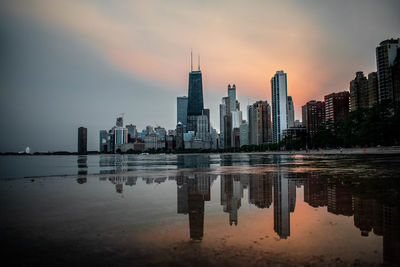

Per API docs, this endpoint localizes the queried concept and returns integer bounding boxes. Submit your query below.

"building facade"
[99,130,107,153]
[305,100,325,135]
[350,71,369,111]
[368,72,379,107]
[287,96,295,128]
[78,127,87,155]
[271,71,288,143]
[324,91,350,124]
[247,101,272,145]
[187,68,204,131]
[177,96,188,127]
[376,38,400,104]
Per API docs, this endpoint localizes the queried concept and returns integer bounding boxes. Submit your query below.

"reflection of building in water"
[176,174,211,241]
[99,155,129,174]
[221,175,243,225]
[107,176,138,193]
[77,177,87,184]
[154,177,167,184]
[383,205,400,265]
[327,182,353,216]
[288,179,296,212]
[248,174,273,209]
[126,176,137,186]
[177,174,188,214]
[353,197,376,236]
[177,154,210,169]
[273,170,296,239]
[77,156,88,175]
[304,173,328,208]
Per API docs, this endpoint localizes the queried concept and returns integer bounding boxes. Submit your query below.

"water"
[0,154,399,266]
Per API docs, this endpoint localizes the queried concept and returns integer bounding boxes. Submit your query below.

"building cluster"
[76,38,400,153]
[301,38,400,136]
[97,116,174,153]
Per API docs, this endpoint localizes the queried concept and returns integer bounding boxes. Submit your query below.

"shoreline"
[2,146,400,156]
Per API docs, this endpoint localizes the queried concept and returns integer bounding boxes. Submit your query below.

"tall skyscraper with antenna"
[187,51,204,132]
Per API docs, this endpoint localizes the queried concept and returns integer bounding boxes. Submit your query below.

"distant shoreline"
[1,146,400,156]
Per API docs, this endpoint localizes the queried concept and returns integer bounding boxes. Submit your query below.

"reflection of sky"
[1,1,400,152]
[0,172,389,264]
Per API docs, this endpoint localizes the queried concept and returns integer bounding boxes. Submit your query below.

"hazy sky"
[0,0,399,152]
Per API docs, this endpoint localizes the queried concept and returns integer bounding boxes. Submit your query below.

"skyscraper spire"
[198,54,200,71]
[191,49,193,72]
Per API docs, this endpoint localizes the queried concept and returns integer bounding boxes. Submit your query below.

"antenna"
[198,54,200,71]
[190,49,193,71]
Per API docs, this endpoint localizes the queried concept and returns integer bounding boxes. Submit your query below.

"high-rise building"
[175,122,184,150]
[239,123,249,146]
[114,127,128,152]
[196,115,209,141]
[177,96,188,127]
[78,127,87,155]
[99,130,107,153]
[116,117,123,127]
[302,104,307,127]
[376,38,400,103]
[219,97,229,149]
[271,71,288,143]
[247,101,272,145]
[154,126,167,141]
[368,72,379,107]
[324,91,350,124]
[350,71,369,111]
[187,58,204,132]
[223,113,232,149]
[287,96,295,128]
[305,100,325,135]
[228,84,237,112]
[231,110,242,130]
[232,128,240,148]
[126,124,137,142]
[392,49,400,107]
[145,125,153,136]
[202,108,210,134]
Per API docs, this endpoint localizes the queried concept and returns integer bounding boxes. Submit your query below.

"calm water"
[0,154,399,266]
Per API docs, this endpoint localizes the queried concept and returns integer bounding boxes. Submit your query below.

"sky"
[0,0,399,152]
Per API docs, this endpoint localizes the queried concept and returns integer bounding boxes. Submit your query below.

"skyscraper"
[228,84,237,112]
[271,71,288,143]
[287,96,295,128]
[175,122,184,150]
[187,57,204,132]
[219,97,228,149]
[177,96,188,127]
[305,100,325,135]
[78,127,87,155]
[126,124,137,142]
[324,91,350,124]
[99,130,107,153]
[302,104,307,127]
[368,72,379,107]
[247,101,272,145]
[350,71,369,111]
[116,116,123,127]
[376,38,400,103]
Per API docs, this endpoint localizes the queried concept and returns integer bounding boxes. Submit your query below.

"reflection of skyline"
[273,169,296,239]
[90,168,398,264]
[221,174,243,226]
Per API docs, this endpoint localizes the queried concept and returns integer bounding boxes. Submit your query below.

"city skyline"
[1,1,400,152]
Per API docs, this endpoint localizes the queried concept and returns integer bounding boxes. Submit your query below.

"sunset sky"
[1,0,399,151]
